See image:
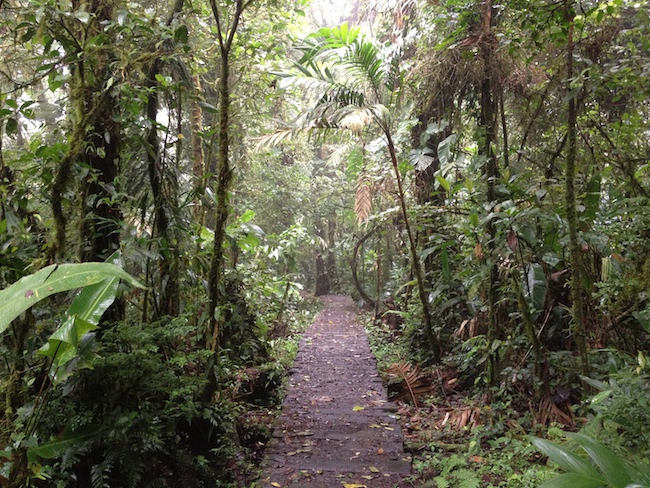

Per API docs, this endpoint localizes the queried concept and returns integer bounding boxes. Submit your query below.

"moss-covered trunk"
[207,0,247,352]
[478,0,501,385]
[564,3,589,374]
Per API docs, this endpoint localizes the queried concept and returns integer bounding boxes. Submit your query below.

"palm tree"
[282,23,441,361]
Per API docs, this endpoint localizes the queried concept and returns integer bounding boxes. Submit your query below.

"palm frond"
[355,170,373,226]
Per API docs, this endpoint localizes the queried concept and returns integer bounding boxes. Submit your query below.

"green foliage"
[0,262,143,333]
[33,316,229,487]
[581,358,650,460]
[531,432,650,488]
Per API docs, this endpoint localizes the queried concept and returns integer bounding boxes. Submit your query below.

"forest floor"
[258,295,413,488]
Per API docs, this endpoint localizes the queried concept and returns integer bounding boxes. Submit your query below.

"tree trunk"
[143,0,185,318]
[478,0,501,385]
[564,3,589,374]
[190,70,206,221]
[207,0,247,351]
[385,129,441,362]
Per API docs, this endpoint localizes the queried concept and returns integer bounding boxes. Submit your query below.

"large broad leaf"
[530,436,605,480]
[0,262,143,334]
[67,273,120,326]
[29,424,102,459]
[539,472,610,488]
[39,267,122,384]
[567,433,633,488]
[39,316,97,363]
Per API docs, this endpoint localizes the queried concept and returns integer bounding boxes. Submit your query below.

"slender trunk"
[479,0,500,384]
[207,0,247,351]
[208,47,231,351]
[564,4,589,374]
[191,70,206,221]
[352,227,378,307]
[500,88,509,169]
[145,59,178,317]
[385,129,441,362]
[0,122,4,222]
[51,68,85,261]
[142,0,185,317]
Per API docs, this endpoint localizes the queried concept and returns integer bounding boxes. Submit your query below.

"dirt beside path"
[259,295,412,487]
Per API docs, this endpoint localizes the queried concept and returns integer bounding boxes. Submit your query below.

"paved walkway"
[259,295,412,487]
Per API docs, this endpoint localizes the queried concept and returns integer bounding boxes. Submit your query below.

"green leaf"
[5,118,18,136]
[567,433,633,488]
[539,472,610,488]
[347,146,364,179]
[441,247,450,281]
[198,101,219,113]
[530,437,605,480]
[436,175,451,192]
[39,315,97,364]
[29,425,102,459]
[174,25,189,43]
[239,209,256,224]
[74,11,91,23]
[0,263,143,334]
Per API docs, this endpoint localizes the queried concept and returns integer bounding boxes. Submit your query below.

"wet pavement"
[259,295,412,488]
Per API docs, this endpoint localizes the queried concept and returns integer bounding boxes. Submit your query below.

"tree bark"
[207,0,249,351]
[479,0,501,384]
[144,0,185,318]
[385,129,441,362]
[564,3,589,374]
[190,70,206,220]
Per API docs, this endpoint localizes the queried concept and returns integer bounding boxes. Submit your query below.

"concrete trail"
[259,295,412,487]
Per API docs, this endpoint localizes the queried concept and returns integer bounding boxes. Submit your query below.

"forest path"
[259,295,412,487]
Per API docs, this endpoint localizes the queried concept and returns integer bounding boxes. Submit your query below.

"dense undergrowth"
[0,273,319,488]
[365,311,650,488]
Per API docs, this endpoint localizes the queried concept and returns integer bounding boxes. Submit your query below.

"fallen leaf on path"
[342,484,367,488]
[377,448,384,454]
[311,396,333,404]
[369,466,380,473]
[294,430,314,436]
[270,482,281,487]
[352,405,365,411]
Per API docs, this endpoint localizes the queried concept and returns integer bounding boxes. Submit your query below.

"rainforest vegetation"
[0,0,649,486]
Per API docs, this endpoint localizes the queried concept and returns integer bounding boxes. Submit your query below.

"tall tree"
[207,0,255,351]
[563,0,588,374]
[45,0,123,267]
[143,0,185,318]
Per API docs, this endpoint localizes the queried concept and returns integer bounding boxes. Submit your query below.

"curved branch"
[351,227,379,308]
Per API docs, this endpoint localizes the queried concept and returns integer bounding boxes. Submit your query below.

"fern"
[440,454,467,476]
[455,469,481,488]
[90,460,111,488]
[434,476,450,488]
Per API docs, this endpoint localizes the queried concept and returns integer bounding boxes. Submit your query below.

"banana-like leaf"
[39,272,122,384]
[29,424,102,459]
[0,262,143,334]
[67,273,120,325]
[530,436,605,480]
[39,316,97,363]
[539,472,611,488]
[567,433,633,488]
